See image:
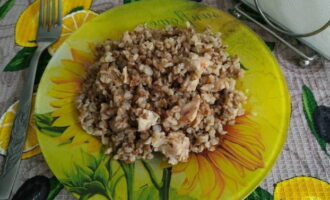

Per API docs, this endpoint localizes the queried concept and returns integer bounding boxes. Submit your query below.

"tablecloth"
[0,0,329,199]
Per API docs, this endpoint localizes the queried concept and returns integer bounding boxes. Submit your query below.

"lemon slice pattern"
[0,95,40,159]
[48,10,98,55]
[15,0,93,47]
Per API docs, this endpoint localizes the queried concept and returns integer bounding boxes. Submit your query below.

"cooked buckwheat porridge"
[76,23,246,165]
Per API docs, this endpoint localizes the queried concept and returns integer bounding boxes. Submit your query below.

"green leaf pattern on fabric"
[47,177,64,200]
[124,0,141,4]
[265,41,275,51]
[0,0,14,20]
[302,85,329,156]
[240,63,248,71]
[245,187,273,200]
[3,47,36,71]
[68,6,84,14]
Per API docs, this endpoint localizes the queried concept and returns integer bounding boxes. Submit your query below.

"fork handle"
[0,43,48,199]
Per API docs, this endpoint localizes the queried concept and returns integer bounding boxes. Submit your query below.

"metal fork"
[0,0,62,199]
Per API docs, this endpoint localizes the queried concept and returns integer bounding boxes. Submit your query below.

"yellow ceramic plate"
[35,0,291,199]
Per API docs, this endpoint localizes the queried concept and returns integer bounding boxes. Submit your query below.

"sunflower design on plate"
[35,0,291,199]
[171,114,265,199]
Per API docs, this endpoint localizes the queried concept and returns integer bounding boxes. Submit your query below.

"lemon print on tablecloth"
[48,10,98,55]
[274,176,330,200]
[15,0,93,48]
[0,96,40,159]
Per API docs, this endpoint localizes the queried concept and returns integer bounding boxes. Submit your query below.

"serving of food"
[34,0,290,199]
[77,24,246,165]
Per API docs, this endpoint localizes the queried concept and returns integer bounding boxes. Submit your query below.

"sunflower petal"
[52,111,78,127]
[57,124,80,142]
[179,176,198,194]
[48,89,77,99]
[222,140,264,170]
[172,159,190,173]
[217,148,246,177]
[50,96,76,108]
[70,131,93,146]
[197,155,216,196]
[86,137,102,153]
[228,116,261,138]
[226,125,260,139]
[50,68,81,84]
[71,48,94,64]
[51,82,81,93]
[225,134,265,151]
[225,135,264,160]
[179,154,199,194]
[206,167,225,200]
[52,103,76,117]
[208,150,244,184]
[88,43,98,57]
[62,59,87,77]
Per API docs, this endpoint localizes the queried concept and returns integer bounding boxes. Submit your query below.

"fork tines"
[39,0,62,31]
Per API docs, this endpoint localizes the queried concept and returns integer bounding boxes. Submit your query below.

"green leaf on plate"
[109,175,124,197]
[74,163,93,183]
[302,85,329,155]
[124,0,141,4]
[0,0,14,20]
[265,41,275,51]
[141,160,161,190]
[60,178,74,187]
[83,181,106,195]
[66,186,87,194]
[240,63,248,71]
[35,113,67,137]
[68,6,84,15]
[169,188,197,200]
[3,47,37,71]
[39,126,67,137]
[77,163,94,177]
[134,185,158,200]
[82,151,99,171]
[40,128,63,137]
[47,177,64,200]
[35,112,55,126]
[93,161,110,186]
[134,186,196,200]
[105,157,113,178]
[245,187,273,200]
[58,137,73,146]
[60,152,119,200]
